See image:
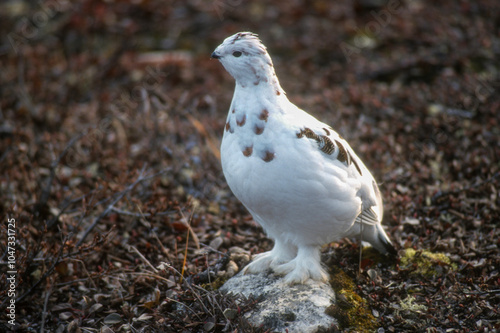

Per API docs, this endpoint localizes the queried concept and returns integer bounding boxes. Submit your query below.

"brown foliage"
[0,0,498,332]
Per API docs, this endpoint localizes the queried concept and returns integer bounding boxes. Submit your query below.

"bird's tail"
[348,208,397,256]
[368,223,397,256]
[346,219,397,256]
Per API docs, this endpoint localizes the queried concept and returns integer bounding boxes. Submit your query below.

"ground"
[0,0,499,332]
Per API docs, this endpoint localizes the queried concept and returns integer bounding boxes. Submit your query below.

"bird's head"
[211,32,278,88]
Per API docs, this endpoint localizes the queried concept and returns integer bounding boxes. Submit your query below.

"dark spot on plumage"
[232,109,235,114]
[276,90,281,96]
[335,140,363,175]
[297,128,362,174]
[297,128,335,155]
[318,136,335,154]
[335,140,350,164]
[262,150,275,162]
[232,33,242,43]
[254,125,264,135]
[259,109,269,122]
[323,128,330,136]
[243,146,253,157]
[225,122,231,132]
[296,128,317,139]
[352,157,362,175]
[236,114,246,127]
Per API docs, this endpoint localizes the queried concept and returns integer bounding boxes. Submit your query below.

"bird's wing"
[355,206,379,226]
[291,113,383,223]
[293,119,365,179]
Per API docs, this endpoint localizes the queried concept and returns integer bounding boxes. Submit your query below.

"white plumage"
[212,32,395,284]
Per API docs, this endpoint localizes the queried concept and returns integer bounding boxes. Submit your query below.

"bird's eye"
[232,51,242,57]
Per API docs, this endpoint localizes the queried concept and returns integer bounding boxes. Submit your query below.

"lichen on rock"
[220,272,337,332]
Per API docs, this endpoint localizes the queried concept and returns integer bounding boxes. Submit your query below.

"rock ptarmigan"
[212,32,396,284]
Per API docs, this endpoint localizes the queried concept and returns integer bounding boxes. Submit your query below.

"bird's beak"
[211,51,221,59]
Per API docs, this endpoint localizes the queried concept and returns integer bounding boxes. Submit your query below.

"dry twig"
[76,166,171,246]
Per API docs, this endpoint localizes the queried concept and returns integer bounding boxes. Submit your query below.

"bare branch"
[16,233,71,303]
[76,166,171,246]
[110,206,175,218]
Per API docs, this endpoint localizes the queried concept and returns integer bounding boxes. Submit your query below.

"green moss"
[400,248,457,276]
[327,267,378,332]
[330,266,356,291]
[200,276,228,291]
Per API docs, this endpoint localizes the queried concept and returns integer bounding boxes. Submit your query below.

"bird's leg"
[242,238,297,275]
[274,245,328,284]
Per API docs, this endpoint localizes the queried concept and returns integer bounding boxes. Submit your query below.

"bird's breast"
[221,111,362,229]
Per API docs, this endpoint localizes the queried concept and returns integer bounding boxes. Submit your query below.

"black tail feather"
[376,224,397,256]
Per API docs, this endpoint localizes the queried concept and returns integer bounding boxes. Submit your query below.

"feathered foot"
[243,239,297,275]
[274,245,328,284]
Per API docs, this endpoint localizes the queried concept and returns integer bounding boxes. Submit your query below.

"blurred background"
[1,0,499,332]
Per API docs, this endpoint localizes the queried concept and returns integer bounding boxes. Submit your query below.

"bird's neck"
[228,57,292,123]
[230,78,289,118]
[234,77,284,98]
[232,57,284,95]
[232,62,287,108]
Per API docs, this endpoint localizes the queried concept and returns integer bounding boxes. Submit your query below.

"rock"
[220,272,337,332]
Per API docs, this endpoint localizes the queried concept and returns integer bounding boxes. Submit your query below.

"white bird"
[212,32,395,284]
